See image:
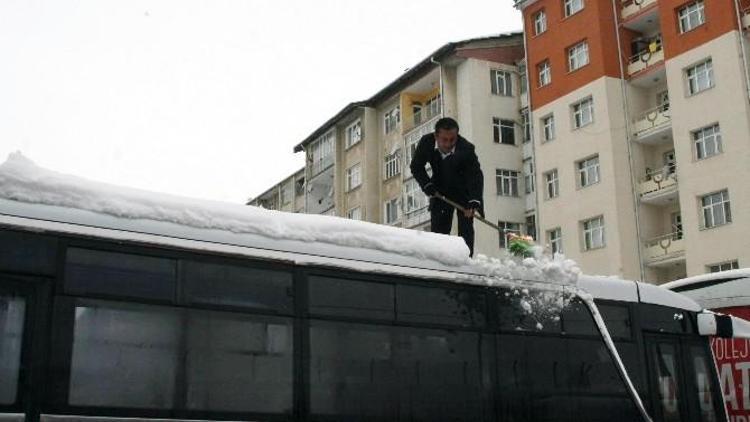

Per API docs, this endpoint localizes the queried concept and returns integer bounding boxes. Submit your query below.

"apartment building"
[515,0,750,282]
[285,33,533,258]
[247,168,306,213]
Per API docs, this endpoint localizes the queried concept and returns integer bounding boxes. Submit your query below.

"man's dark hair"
[435,117,459,133]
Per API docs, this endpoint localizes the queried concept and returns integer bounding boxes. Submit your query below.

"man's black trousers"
[430,198,475,257]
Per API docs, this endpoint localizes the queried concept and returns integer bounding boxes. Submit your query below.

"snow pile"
[0,152,470,265]
[469,247,581,286]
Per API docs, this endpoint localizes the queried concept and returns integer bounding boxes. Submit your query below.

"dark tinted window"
[526,336,573,421]
[562,299,597,336]
[0,230,57,275]
[183,261,293,313]
[640,304,694,333]
[65,248,176,301]
[67,299,294,413]
[308,276,394,320]
[396,284,486,327]
[185,311,293,413]
[68,301,181,408]
[309,320,490,421]
[496,334,531,421]
[0,294,25,405]
[598,303,632,339]
[497,288,562,333]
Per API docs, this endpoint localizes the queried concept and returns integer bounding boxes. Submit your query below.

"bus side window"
[308,275,395,320]
[640,304,694,334]
[562,298,597,336]
[0,229,57,276]
[182,260,293,314]
[597,303,632,340]
[0,293,25,406]
[497,287,562,333]
[65,247,176,301]
[396,284,487,328]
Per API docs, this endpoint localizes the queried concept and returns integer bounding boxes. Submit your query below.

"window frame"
[344,119,362,149]
[567,41,590,72]
[692,123,722,160]
[547,227,563,254]
[384,150,401,180]
[496,169,520,197]
[582,216,606,251]
[564,0,584,17]
[707,260,739,273]
[678,1,706,34]
[538,60,551,87]
[686,59,714,96]
[572,97,594,129]
[384,197,400,225]
[491,69,514,96]
[544,169,559,199]
[498,221,522,249]
[493,117,516,145]
[701,189,731,229]
[577,155,600,188]
[384,106,401,135]
[346,206,362,220]
[345,163,362,192]
[542,114,555,142]
[533,9,547,35]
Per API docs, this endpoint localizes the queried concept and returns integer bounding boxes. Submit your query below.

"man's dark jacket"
[409,133,484,209]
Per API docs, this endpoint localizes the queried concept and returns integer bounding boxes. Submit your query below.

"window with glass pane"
[678,1,705,33]
[538,60,551,87]
[525,215,537,240]
[547,227,563,254]
[309,321,488,421]
[689,344,721,421]
[404,179,428,215]
[185,312,293,413]
[183,261,293,312]
[702,190,731,228]
[687,59,714,95]
[583,216,605,250]
[519,64,528,94]
[542,114,555,141]
[0,230,57,276]
[523,159,534,194]
[65,247,176,301]
[68,301,181,408]
[597,303,631,339]
[308,276,395,320]
[534,10,547,34]
[578,156,600,187]
[0,294,25,405]
[568,41,589,71]
[573,98,594,128]
[493,118,515,145]
[491,69,513,96]
[544,169,559,199]
[384,198,400,224]
[347,207,362,220]
[384,150,401,180]
[345,120,362,148]
[396,284,486,327]
[651,342,683,422]
[384,106,400,134]
[562,298,597,335]
[522,110,530,142]
[693,124,722,160]
[345,163,361,191]
[498,222,522,249]
[708,260,739,273]
[496,169,519,196]
[564,0,584,16]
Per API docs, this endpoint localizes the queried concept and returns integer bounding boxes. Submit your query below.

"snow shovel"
[434,192,503,232]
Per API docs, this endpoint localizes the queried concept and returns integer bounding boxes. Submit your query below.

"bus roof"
[661,269,750,310]
[0,153,701,312]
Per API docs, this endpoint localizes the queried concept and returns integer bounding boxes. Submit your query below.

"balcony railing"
[633,103,671,136]
[639,167,677,197]
[621,0,658,20]
[404,207,430,228]
[644,232,686,262]
[628,39,664,76]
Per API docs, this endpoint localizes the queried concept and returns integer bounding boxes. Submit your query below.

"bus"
[0,160,738,422]
[664,270,750,422]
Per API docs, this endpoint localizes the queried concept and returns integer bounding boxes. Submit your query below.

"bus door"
[0,274,46,422]
[645,334,724,422]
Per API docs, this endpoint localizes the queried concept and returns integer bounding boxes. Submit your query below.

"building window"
[693,124,722,160]
[493,118,516,145]
[582,216,605,250]
[708,260,739,273]
[564,0,584,17]
[519,63,528,94]
[538,60,551,87]
[525,215,537,240]
[345,163,361,191]
[701,190,731,229]
[568,41,589,71]
[491,69,513,96]
[347,207,362,220]
[523,159,535,194]
[345,120,362,149]
[384,150,401,180]
[544,169,559,199]
[572,97,594,128]
[534,10,547,35]
[498,221,522,249]
[384,198,400,225]
[496,169,520,197]
[384,106,401,135]
[548,228,563,254]
[404,179,429,215]
[310,132,334,176]
[521,109,530,143]
[425,94,442,120]
[577,156,600,188]
[542,114,555,142]
[686,59,714,95]
[678,1,705,33]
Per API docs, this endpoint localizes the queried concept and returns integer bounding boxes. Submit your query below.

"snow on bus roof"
[661,269,750,310]
[661,268,750,291]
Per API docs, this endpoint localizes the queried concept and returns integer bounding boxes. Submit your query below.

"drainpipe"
[733,0,750,102]
[611,0,647,283]
[518,23,541,245]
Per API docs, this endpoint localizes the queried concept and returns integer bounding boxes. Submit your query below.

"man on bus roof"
[409,117,484,257]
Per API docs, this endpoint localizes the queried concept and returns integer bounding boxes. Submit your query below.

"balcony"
[404,115,440,179]
[628,39,664,79]
[639,168,678,205]
[644,232,686,267]
[621,0,658,26]
[632,103,671,144]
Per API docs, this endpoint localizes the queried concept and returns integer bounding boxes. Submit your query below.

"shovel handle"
[434,193,504,233]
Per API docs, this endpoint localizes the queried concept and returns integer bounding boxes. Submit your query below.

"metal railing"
[628,38,663,64]
[633,102,671,134]
[639,167,677,196]
[644,232,685,259]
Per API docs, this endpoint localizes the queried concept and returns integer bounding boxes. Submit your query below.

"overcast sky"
[0,0,521,203]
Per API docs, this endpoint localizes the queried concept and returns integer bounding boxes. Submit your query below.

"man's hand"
[423,182,437,197]
[462,208,475,218]
[464,200,481,219]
